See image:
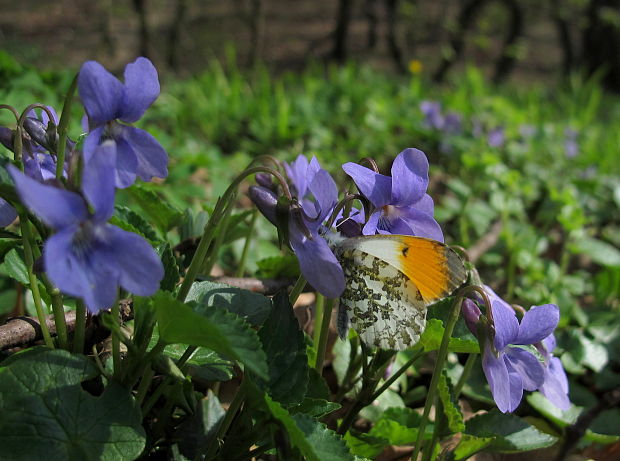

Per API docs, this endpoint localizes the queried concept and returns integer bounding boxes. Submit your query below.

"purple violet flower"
[487,127,505,148]
[8,141,164,313]
[443,112,462,135]
[78,57,168,188]
[564,128,579,159]
[0,199,17,227]
[420,101,444,130]
[536,334,570,410]
[342,148,444,242]
[250,155,345,298]
[463,286,561,413]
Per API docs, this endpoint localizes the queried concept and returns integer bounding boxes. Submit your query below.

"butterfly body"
[326,233,466,350]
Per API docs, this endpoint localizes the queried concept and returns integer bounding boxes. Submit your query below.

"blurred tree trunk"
[247,0,266,67]
[386,0,407,73]
[433,0,488,82]
[332,0,354,62]
[551,0,575,75]
[492,0,524,83]
[132,0,150,59]
[365,0,379,49]
[582,0,620,92]
[434,0,523,83]
[167,0,188,70]
[100,0,116,57]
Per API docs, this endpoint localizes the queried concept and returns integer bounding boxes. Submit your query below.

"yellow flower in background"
[408,59,423,74]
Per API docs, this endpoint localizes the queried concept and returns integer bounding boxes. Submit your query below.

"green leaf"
[157,243,180,292]
[419,319,480,354]
[154,292,268,379]
[2,248,29,285]
[453,434,493,460]
[438,371,465,433]
[256,254,300,279]
[112,205,159,242]
[0,237,20,259]
[176,390,225,459]
[0,348,145,460]
[127,183,183,233]
[263,395,354,461]
[526,392,580,428]
[464,410,558,452]
[344,431,387,459]
[222,210,254,244]
[186,280,272,326]
[290,398,341,418]
[257,291,308,405]
[368,407,434,445]
[571,237,620,267]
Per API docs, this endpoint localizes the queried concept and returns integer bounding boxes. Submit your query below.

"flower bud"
[248,185,278,225]
[0,127,14,151]
[462,298,482,335]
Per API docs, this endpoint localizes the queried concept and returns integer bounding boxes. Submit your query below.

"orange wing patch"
[396,237,465,303]
[342,234,466,304]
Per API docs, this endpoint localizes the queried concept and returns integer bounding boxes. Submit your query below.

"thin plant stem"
[422,399,444,461]
[49,290,68,350]
[111,302,121,378]
[205,378,247,460]
[177,166,291,303]
[369,350,424,402]
[55,74,78,180]
[314,297,335,372]
[454,353,477,397]
[410,290,469,461]
[135,366,155,405]
[234,209,258,277]
[312,294,325,352]
[203,195,235,275]
[19,217,54,348]
[288,274,306,305]
[73,300,87,354]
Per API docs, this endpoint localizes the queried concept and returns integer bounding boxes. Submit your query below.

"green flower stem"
[19,216,54,348]
[288,273,306,305]
[111,301,122,378]
[48,289,68,350]
[314,297,335,372]
[422,399,444,461]
[135,366,155,405]
[312,294,324,352]
[454,353,477,397]
[203,195,235,274]
[55,74,78,180]
[73,299,87,354]
[368,349,423,402]
[336,348,394,435]
[410,288,472,461]
[177,166,291,303]
[205,378,247,460]
[234,209,258,277]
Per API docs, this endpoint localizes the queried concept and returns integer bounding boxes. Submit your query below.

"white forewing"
[336,246,427,350]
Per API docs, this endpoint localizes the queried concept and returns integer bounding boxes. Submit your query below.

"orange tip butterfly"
[326,233,467,350]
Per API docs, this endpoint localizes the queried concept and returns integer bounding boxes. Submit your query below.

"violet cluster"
[462,286,570,413]
[249,148,443,298]
[0,57,168,313]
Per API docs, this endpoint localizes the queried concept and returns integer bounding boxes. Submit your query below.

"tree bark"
[132,0,151,59]
[386,0,407,73]
[332,0,354,62]
[492,0,524,83]
[433,0,488,83]
[582,0,620,92]
[167,0,188,70]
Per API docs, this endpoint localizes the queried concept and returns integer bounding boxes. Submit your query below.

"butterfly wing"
[335,235,466,350]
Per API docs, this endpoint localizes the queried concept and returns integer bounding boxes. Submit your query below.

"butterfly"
[326,233,467,351]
